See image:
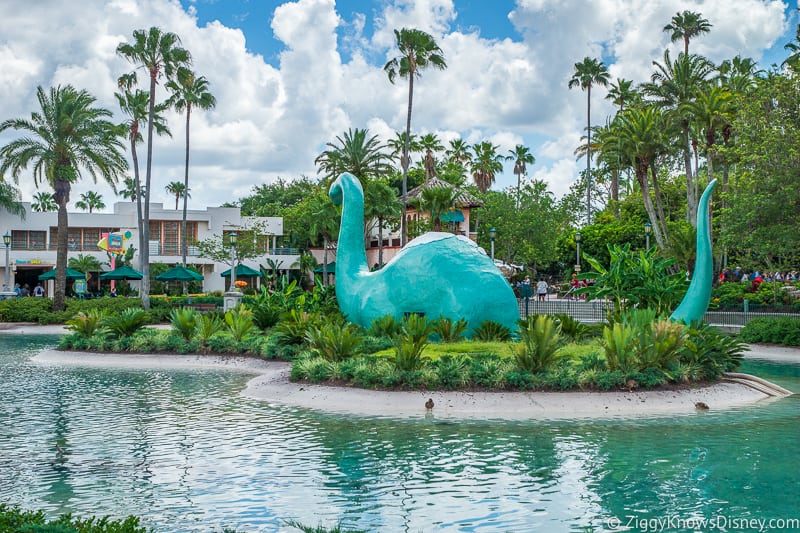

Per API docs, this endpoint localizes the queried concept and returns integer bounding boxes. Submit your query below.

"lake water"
[1,335,799,532]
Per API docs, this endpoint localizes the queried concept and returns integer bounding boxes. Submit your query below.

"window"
[12,230,47,250]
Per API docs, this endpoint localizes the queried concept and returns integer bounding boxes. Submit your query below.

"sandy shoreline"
[29,346,789,420]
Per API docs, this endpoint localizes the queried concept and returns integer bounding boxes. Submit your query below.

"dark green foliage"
[274,309,319,345]
[64,310,107,338]
[502,370,535,389]
[594,370,625,390]
[101,308,149,338]
[393,314,433,371]
[247,286,283,329]
[576,352,607,372]
[472,320,512,342]
[0,504,147,533]
[170,307,197,341]
[431,315,468,343]
[628,368,667,388]
[468,354,509,388]
[552,313,591,341]
[515,315,562,373]
[196,313,225,344]
[684,323,747,379]
[367,314,402,337]
[224,306,256,341]
[740,316,800,346]
[305,322,363,362]
[432,354,469,389]
[0,297,55,323]
[360,335,394,354]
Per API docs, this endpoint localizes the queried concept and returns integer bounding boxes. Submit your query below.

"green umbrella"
[38,268,86,281]
[99,265,143,280]
[155,265,204,282]
[220,264,261,278]
[314,262,335,273]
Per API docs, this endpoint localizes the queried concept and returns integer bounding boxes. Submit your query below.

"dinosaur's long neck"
[670,179,716,324]
[332,173,369,284]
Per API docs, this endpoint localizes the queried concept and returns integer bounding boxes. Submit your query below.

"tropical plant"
[367,314,403,338]
[117,26,192,310]
[170,306,198,341]
[684,322,746,378]
[225,306,256,341]
[433,354,469,389]
[601,322,638,374]
[165,66,216,266]
[305,321,363,362]
[363,179,402,267]
[314,128,393,183]
[663,10,712,55]
[470,141,506,194]
[30,190,56,213]
[515,315,562,373]
[196,313,224,344]
[165,181,189,210]
[472,320,512,342]
[65,309,107,338]
[306,191,340,286]
[418,132,444,180]
[274,308,317,345]
[568,56,610,224]
[431,315,468,343]
[68,254,105,291]
[393,313,433,371]
[508,144,535,207]
[408,183,460,231]
[102,308,149,337]
[552,313,591,341]
[75,191,105,213]
[384,27,447,246]
[0,85,127,311]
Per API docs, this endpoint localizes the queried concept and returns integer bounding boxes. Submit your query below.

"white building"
[0,201,299,294]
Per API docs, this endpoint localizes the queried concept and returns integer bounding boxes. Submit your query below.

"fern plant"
[367,314,403,338]
[170,307,198,341]
[275,309,319,345]
[601,322,638,374]
[102,308,149,338]
[196,314,225,344]
[552,313,590,341]
[64,309,106,338]
[473,320,512,342]
[515,315,562,373]
[431,315,468,343]
[225,306,256,342]
[305,322,363,362]
[393,314,433,371]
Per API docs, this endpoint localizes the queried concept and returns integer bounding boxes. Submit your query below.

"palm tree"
[470,141,506,193]
[68,253,105,292]
[31,191,57,213]
[75,191,106,213]
[165,181,190,210]
[683,86,733,187]
[307,191,340,286]
[568,56,610,224]
[418,133,444,181]
[409,184,460,232]
[165,67,216,267]
[0,85,127,310]
[295,251,318,288]
[117,26,191,310]
[315,128,393,183]
[663,10,712,55]
[643,50,714,226]
[363,180,402,267]
[384,27,447,247]
[784,23,800,71]
[0,182,26,218]
[115,86,171,273]
[508,145,535,207]
[387,131,420,172]
[605,78,638,110]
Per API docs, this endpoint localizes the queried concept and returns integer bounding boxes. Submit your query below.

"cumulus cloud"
[0,0,790,213]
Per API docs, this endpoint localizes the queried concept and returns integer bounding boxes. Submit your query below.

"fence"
[517,298,800,330]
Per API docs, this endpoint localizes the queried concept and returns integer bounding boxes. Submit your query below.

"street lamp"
[229,231,238,292]
[644,222,652,249]
[574,231,582,274]
[489,227,496,261]
[3,232,10,290]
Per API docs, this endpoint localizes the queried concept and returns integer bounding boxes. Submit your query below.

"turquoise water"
[1,336,800,532]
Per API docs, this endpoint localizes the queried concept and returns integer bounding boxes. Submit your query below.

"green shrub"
[360,335,394,354]
[472,320,512,342]
[393,314,433,371]
[305,322,363,362]
[101,308,149,338]
[292,356,335,383]
[225,306,256,341]
[196,313,225,344]
[431,315,468,343]
[683,323,746,379]
[552,313,591,341]
[170,307,198,341]
[514,315,562,373]
[0,504,147,533]
[274,309,319,345]
[367,314,402,338]
[432,354,469,389]
[636,319,687,373]
[64,310,107,338]
[602,322,638,374]
[503,369,534,389]
[468,355,510,388]
[740,316,800,345]
[594,370,625,390]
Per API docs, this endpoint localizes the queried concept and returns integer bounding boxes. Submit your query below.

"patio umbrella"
[314,262,335,274]
[220,264,261,278]
[155,265,204,282]
[99,265,143,280]
[38,268,86,281]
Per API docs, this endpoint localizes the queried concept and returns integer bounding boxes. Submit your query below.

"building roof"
[406,177,483,208]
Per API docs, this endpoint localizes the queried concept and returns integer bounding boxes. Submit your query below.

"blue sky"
[1,0,798,210]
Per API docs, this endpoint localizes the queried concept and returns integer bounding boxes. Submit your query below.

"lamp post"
[3,232,10,290]
[574,231,582,274]
[229,231,238,292]
[489,227,496,261]
[644,222,652,249]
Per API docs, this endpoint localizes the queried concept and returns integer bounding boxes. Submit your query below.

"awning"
[314,262,335,273]
[38,268,86,281]
[220,264,261,278]
[440,210,465,223]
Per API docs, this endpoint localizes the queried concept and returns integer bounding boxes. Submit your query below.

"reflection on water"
[1,336,799,532]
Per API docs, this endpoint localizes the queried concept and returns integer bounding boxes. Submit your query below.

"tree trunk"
[585,86,592,224]
[130,130,145,294]
[400,72,415,248]
[181,105,191,267]
[377,216,384,267]
[611,168,619,220]
[53,185,70,312]
[649,162,669,243]
[683,124,696,226]
[637,164,666,249]
[140,69,157,310]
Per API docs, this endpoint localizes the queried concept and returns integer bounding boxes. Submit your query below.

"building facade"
[0,202,298,294]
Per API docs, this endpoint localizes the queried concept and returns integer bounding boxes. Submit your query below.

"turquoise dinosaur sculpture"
[329,172,520,336]
[670,179,717,324]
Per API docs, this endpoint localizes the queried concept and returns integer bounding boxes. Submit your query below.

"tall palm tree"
[68,253,105,292]
[315,128,393,183]
[387,131,420,172]
[31,191,57,213]
[605,78,638,111]
[508,144,535,207]
[568,56,610,224]
[117,26,191,310]
[363,180,402,267]
[470,141,506,193]
[784,23,800,72]
[409,184,460,232]
[75,191,105,213]
[663,10,712,55]
[115,86,171,272]
[307,191,340,286]
[165,67,216,267]
[642,50,714,226]
[165,181,190,210]
[384,27,447,247]
[683,86,733,187]
[0,85,127,310]
[418,133,444,181]
[445,138,472,166]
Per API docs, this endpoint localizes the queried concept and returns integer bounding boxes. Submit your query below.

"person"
[33,283,44,297]
[570,273,580,300]
[13,283,20,297]
[20,284,30,297]
[110,287,117,298]
[536,278,548,301]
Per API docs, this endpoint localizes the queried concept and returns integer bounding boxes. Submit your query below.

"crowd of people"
[719,267,799,291]
[1,282,46,297]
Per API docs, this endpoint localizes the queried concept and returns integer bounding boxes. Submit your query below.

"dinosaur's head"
[329,172,362,206]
